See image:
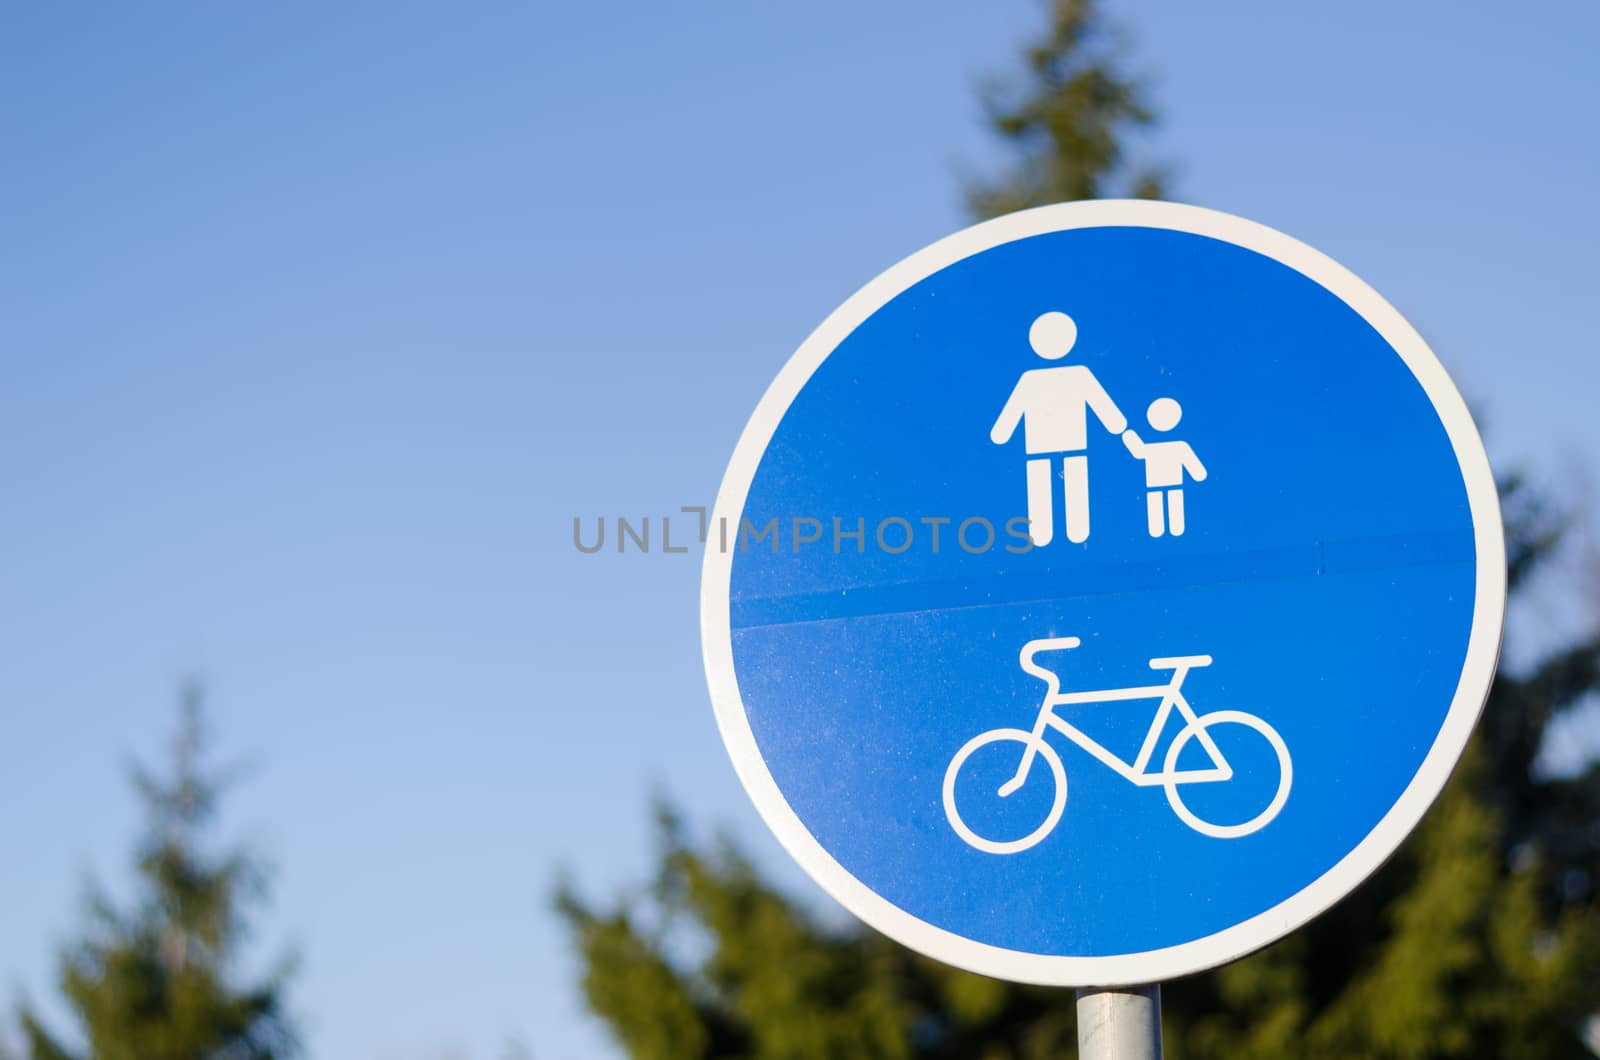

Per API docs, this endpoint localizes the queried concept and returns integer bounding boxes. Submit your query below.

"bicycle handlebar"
[1021,637,1081,662]
[1019,637,1080,688]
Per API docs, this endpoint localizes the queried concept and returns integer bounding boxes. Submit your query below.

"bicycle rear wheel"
[1162,710,1292,838]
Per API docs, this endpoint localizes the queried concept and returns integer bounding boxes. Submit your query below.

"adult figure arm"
[1085,372,1128,435]
[990,376,1030,445]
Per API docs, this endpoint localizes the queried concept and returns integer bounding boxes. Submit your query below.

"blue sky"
[2,2,1597,1058]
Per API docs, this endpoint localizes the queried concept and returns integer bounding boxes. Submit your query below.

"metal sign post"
[701,200,1505,1007]
[1077,985,1161,1060]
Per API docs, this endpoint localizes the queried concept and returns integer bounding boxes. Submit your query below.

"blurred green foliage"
[559,2,1600,1056]
[966,0,1165,214]
[12,687,298,1060]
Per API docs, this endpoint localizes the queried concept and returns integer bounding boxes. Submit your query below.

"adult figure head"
[1029,311,1078,360]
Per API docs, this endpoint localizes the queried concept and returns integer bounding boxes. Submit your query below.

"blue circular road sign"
[701,201,1504,984]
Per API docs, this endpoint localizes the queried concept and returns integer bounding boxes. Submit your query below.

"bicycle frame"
[1001,636,1232,795]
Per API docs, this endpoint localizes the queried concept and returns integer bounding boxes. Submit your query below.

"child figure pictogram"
[1121,397,1207,537]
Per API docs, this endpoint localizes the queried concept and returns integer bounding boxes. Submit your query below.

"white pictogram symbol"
[991,312,1208,544]
[943,636,1292,854]
[1122,397,1206,538]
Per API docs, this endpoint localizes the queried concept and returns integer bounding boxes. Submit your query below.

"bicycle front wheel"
[943,728,1067,855]
[1163,710,1292,838]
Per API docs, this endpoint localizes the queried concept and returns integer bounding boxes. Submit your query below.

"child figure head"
[1028,311,1078,360]
[1147,397,1183,432]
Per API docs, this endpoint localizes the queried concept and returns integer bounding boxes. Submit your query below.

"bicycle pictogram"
[943,636,1293,854]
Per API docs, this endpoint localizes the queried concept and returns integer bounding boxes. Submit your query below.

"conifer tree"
[966,0,1164,214]
[15,686,298,1060]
